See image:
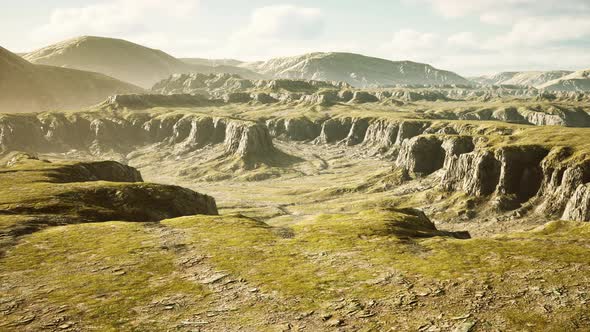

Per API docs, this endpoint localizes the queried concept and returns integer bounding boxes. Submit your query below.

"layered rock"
[396,136,445,176]
[267,117,321,141]
[224,121,276,160]
[342,118,371,145]
[0,112,275,166]
[362,120,399,149]
[315,118,353,144]
[348,91,379,104]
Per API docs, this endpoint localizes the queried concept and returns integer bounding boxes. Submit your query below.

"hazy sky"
[1,0,589,76]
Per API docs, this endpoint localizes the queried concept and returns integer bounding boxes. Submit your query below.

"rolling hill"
[24,36,262,88]
[181,57,244,67]
[471,71,573,88]
[539,69,590,91]
[0,46,142,113]
[241,52,471,87]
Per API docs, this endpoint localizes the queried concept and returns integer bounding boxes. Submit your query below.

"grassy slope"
[2,212,589,330]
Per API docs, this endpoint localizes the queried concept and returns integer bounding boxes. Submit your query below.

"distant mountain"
[471,71,573,88]
[241,52,470,87]
[181,58,244,67]
[0,46,142,113]
[24,36,262,88]
[539,69,590,91]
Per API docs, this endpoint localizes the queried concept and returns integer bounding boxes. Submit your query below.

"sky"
[1,0,589,76]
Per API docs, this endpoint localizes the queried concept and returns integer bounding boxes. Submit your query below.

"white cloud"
[388,29,437,51]
[32,0,200,43]
[447,32,478,49]
[422,0,590,23]
[406,0,590,75]
[232,5,324,42]
[223,4,325,59]
[375,26,590,76]
[487,16,590,48]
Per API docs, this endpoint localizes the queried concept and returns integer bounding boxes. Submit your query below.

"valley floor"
[135,141,551,237]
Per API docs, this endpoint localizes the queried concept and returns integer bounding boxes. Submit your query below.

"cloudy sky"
[1,0,589,76]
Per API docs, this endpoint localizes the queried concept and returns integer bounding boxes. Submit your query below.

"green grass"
[2,210,589,329]
[1,222,208,331]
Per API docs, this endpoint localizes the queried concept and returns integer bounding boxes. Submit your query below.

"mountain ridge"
[24,36,263,88]
[471,70,573,88]
[241,52,471,88]
[0,45,143,113]
[539,68,590,91]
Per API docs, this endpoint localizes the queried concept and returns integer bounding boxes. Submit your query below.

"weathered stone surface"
[396,136,445,176]
[494,145,549,204]
[342,118,370,146]
[348,91,379,104]
[395,121,429,145]
[362,120,399,149]
[563,184,590,221]
[252,93,278,104]
[441,150,501,196]
[224,121,275,159]
[315,118,353,144]
[224,92,252,103]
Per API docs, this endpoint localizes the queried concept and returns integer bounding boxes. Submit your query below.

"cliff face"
[0,112,278,169]
[2,110,590,221]
[272,115,590,221]
[224,122,276,160]
[396,136,445,176]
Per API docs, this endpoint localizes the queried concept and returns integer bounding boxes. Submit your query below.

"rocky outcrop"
[224,121,275,160]
[440,144,549,204]
[348,91,379,104]
[494,146,549,207]
[75,183,218,221]
[362,120,399,150]
[342,118,371,146]
[563,184,590,221]
[395,121,429,145]
[392,132,587,217]
[299,90,341,106]
[63,161,143,183]
[536,150,590,220]
[442,150,501,196]
[315,118,353,144]
[0,112,276,166]
[252,93,278,104]
[224,92,252,103]
[396,136,445,176]
[0,158,218,245]
[267,117,321,141]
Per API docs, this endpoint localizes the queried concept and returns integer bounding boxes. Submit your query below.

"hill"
[539,68,590,91]
[181,57,244,67]
[241,52,470,88]
[472,71,572,87]
[24,36,262,88]
[0,46,142,113]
